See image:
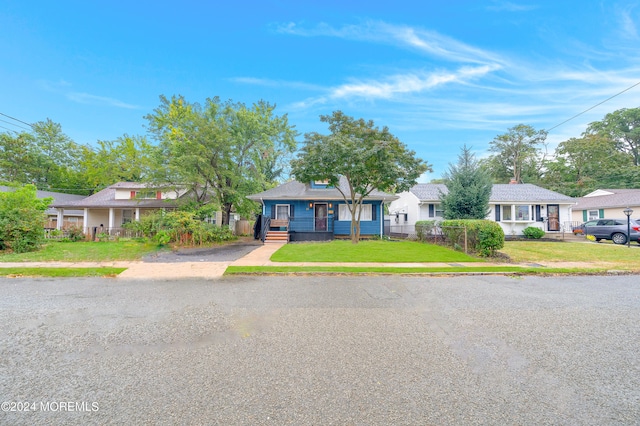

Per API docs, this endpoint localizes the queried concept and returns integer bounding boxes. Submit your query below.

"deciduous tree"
[486,124,547,183]
[291,111,430,243]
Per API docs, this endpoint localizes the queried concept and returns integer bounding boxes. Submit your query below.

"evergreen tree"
[440,145,492,219]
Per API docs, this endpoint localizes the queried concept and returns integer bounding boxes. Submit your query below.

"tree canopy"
[145,95,298,224]
[291,111,430,243]
[485,124,547,184]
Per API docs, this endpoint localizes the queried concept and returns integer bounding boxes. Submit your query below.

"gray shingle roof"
[409,183,575,203]
[247,177,398,201]
[574,189,640,210]
[50,182,180,209]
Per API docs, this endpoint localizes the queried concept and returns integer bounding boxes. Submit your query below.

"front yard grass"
[500,241,639,267]
[0,267,126,277]
[270,239,482,263]
[0,240,162,262]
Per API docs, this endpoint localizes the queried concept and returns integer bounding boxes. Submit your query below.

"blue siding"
[262,199,384,237]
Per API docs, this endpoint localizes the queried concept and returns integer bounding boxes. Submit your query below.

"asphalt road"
[1,275,639,425]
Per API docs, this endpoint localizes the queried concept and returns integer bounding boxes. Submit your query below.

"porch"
[259,216,335,243]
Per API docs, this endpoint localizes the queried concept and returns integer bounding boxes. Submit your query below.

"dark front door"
[547,205,560,231]
[315,204,327,231]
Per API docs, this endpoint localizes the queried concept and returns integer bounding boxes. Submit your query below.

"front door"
[315,203,327,231]
[547,205,560,231]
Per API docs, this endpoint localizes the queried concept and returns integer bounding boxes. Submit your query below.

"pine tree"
[440,145,492,219]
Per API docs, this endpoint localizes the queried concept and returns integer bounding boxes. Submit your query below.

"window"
[515,205,530,221]
[134,191,158,199]
[275,204,290,220]
[122,209,133,224]
[435,204,444,217]
[338,204,372,221]
[588,210,599,220]
[501,205,512,221]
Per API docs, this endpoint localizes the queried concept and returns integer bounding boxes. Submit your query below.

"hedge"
[440,219,505,257]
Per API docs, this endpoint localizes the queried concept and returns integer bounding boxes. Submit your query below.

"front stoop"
[265,231,289,243]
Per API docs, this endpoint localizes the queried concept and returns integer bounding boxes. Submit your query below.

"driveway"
[1,275,638,425]
[142,238,263,263]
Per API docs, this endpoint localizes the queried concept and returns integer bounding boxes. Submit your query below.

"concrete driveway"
[1,275,638,425]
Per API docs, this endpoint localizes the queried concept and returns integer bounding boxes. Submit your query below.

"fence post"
[464,226,468,254]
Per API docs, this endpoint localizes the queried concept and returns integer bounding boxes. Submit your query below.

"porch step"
[265,231,289,243]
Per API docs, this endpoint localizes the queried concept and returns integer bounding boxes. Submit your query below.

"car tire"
[612,233,627,245]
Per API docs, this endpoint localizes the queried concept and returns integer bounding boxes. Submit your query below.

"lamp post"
[623,207,633,248]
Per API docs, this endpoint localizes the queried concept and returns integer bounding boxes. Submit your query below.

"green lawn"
[0,240,162,262]
[500,240,639,265]
[225,265,601,275]
[270,239,482,263]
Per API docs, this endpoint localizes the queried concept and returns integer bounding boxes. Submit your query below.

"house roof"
[247,177,398,202]
[573,188,640,210]
[51,182,179,209]
[409,183,575,204]
[0,185,85,215]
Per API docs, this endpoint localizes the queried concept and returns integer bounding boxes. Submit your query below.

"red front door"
[547,205,560,231]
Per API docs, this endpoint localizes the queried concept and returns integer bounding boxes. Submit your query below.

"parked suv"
[575,218,640,245]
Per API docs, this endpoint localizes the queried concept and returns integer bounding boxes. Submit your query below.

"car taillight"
[633,226,640,232]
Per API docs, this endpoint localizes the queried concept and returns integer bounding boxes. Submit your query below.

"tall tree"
[541,134,632,196]
[80,135,158,191]
[440,145,492,219]
[586,107,640,166]
[145,95,297,224]
[486,124,547,183]
[291,111,430,243]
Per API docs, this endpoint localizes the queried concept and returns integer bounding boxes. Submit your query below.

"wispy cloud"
[485,1,539,12]
[229,77,324,91]
[38,80,140,109]
[275,20,506,66]
[618,5,639,40]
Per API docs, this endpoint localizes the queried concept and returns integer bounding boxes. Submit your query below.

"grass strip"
[0,267,126,278]
[225,265,612,275]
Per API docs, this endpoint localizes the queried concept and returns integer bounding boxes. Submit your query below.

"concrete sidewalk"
[0,242,616,280]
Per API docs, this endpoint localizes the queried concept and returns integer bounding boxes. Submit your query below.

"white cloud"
[66,92,139,109]
[618,5,639,40]
[485,1,539,12]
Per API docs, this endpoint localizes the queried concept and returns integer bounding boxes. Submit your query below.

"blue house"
[247,177,398,243]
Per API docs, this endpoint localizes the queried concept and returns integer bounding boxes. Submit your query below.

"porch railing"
[288,217,334,233]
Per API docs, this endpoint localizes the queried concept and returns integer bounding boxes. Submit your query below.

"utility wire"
[546,80,640,132]
[0,118,31,131]
[0,112,34,128]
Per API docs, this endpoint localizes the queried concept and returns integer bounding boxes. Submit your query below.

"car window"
[584,220,598,226]
[597,220,611,226]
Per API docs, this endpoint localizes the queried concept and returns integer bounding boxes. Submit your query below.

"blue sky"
[1,0,639,180]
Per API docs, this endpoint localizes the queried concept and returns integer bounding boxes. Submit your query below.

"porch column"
[135,208,140,221]
[108,208,115,231]
[83,208,89,234]
[56,208,64,230]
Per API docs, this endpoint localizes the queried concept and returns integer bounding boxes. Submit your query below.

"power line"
[0,118,31,131]
[0,112,34,128]
[546,80,640,132]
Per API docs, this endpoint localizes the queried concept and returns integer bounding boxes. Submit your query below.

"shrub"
[415,220,439,242]
[440,219,505,257]
[65,226,86,242]
[0,185,52,253]
[522,226,545,239]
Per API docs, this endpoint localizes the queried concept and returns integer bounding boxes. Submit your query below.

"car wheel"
[612,233,627,245]
[595,237,601,242]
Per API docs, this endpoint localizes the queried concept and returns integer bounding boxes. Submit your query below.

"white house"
[389,183,576,236]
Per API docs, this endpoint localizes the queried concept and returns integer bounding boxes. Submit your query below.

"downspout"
[380,198,384,237]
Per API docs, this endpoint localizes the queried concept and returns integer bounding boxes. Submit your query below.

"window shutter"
[156,191,162,200]
[495,204,501,221]
[583,210,587,222]
[372,204,377,221]
[535,205,541,221]
[599,209,604,218]
[270,205,276,219]
[290,204,295,218]
[130,191,136,199]
[429,204,434,218]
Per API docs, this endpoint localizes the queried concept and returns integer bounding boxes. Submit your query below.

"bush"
[440,219,505,257]
[65,226,86,242]
[522,226,545,239]
[415,220,439,242]
[0,185,52,253]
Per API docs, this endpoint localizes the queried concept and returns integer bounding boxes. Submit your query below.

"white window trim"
[275,204,290,220]
[338,204,372,221]
[500,204,534,222]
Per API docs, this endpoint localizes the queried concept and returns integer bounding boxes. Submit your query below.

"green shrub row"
[440,219,505,257]
[415,220,440,242]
